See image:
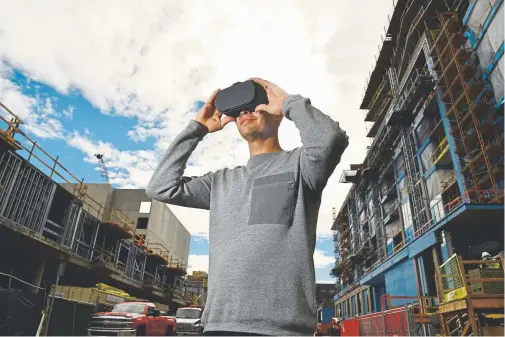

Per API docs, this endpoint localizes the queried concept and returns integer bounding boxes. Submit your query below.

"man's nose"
[239,111,252,117]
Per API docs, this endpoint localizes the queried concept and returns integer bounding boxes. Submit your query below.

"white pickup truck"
[175,306,204,336]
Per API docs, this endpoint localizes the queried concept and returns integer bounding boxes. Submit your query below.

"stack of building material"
[467,268,504,295]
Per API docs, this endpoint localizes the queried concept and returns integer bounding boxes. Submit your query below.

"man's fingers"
[250,78,270,87]
[252,78,277,102]
[254,104,270,114]
[221,116,235,127]
[206,89,221,104]
[264,85,276,102]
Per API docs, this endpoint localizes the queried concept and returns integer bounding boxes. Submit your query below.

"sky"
[0,0,392,283]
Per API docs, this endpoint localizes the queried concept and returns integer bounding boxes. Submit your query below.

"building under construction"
[332,0,504,336]
[0,102,193,333]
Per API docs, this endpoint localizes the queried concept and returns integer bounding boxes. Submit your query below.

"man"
[331,318,341,336]
[480,252,501,269]
[146,78,349,335]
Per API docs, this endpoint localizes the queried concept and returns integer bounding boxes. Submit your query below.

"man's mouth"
[239,116,256,125]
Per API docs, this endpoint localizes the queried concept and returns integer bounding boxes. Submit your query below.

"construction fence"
[0,288,44,336]
[341,307,410,336]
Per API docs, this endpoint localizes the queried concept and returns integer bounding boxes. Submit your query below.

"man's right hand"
[194,89,235,133]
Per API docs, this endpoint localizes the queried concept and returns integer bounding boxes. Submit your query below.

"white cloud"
[0,0,393,241]
[66,131,158,188]
[187,254,209,275]
[62,105,74,119]
[0,63,65,139]
[314,249,334,269]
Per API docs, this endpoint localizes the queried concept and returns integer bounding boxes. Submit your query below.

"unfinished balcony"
[339,165,363,183]
[387,68,434,126]
[0,149,84,250]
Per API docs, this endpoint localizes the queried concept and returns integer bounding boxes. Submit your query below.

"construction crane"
[94,153,110,184]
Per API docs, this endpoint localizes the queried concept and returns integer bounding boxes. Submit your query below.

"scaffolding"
[429,12,504,204]
[332,3,504,336]
[0,101,145,248]
[0,149,56,234]
[72,211,100,260]
[356,64,436,276]
[0,101,186,298]
[331,203,355,293]
[146,242,187,276]
[435,253,504,336]
[333,2,504,303]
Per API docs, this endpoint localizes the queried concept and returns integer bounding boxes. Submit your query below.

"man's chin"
[238,129,259,140]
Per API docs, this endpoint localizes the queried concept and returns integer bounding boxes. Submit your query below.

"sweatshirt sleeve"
[283,95,349,192]
[145,120,213,210]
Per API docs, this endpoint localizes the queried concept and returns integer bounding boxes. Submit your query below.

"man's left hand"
[251,78,289,116]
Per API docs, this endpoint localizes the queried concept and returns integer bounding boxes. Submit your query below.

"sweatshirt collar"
[247,151,283,170]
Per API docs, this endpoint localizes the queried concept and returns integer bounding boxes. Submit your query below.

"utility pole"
[44,260,66,336]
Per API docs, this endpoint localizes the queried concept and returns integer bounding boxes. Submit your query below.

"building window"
[357,293,362,316]
[136,217,148,229]
[363,289,369,314]
[139,201,152,214]
[395,153,406,178]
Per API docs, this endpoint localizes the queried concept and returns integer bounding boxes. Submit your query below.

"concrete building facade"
[331,1,504,335]
[316,283,338,307]
[0,121,192,311]
[74,185,191,269]
[185,271,208,307]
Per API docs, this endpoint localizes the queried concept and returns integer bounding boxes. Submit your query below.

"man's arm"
[251,78,348,192]
[146,88,234,209]
[145,120,213,209]
[284,95,349,192]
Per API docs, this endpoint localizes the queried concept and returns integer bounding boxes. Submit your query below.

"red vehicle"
[87,301,176,336]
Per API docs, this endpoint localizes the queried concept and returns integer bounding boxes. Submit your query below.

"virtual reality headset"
[215,80,269,118]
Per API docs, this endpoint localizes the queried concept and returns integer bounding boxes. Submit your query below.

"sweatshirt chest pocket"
[248,172,296,226]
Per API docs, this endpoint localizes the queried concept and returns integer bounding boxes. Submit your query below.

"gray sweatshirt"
[146,95,348,336]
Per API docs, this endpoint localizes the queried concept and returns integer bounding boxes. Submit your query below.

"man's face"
[235,110,280,140]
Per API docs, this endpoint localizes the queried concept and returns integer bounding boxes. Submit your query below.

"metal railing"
[0,102,141,243]
[1,102,190,293]
[439,253,504,303]
[0,270,47,292]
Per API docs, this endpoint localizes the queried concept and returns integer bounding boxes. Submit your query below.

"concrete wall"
[148,201,190,268]
[109,189,151,220]
[108,189,190,269]
[58,186,190,270]
[62,183,114,221]
[384,259,417,307]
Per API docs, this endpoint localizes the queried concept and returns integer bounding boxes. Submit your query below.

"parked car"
[87,301,176,336]
[175,306,204,335]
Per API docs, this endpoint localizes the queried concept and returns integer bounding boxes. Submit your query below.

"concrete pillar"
[444,230,454,256]
[30,256,46,294]
[368,287,372,314]
[440,230,453,262]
